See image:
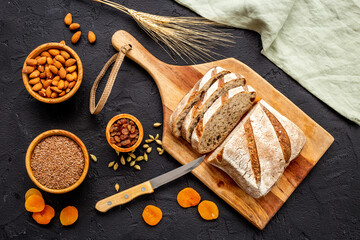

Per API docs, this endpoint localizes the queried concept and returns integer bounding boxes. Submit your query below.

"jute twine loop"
[89,44,132,115]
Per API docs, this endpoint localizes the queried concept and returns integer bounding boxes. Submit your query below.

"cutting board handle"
[112,30,167,76]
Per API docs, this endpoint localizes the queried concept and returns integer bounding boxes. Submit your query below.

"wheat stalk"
[92,0,234,63]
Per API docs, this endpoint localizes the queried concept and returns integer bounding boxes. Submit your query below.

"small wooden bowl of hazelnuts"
[22,42,83,104]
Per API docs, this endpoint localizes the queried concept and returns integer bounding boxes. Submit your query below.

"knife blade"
[95,155,205,212]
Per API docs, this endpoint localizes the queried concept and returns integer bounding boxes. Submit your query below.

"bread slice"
[191,85,256,154]
[181,73,246,142]
[169,66,230,137]
[207,100,306,198]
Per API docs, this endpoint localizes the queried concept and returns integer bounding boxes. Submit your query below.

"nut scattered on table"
[88,31,96,44]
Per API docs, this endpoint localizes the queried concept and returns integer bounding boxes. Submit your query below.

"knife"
[95,155,205,212]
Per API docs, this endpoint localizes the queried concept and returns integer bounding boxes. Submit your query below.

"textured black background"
[0,0,359,239]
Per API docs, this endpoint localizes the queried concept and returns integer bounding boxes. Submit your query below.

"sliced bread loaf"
[207,100,306,198]
[169,66,230,137]
[181,73,246,142]
[191,85,256,154]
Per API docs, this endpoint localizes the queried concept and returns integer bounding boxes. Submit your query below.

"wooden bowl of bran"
[25,129,89,194]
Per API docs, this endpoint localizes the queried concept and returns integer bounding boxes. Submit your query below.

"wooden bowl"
[22,43,83,104]
[106,114,144,153]
[25,129,89,194]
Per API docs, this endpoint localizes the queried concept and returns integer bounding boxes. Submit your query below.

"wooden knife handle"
[95,181,154,212]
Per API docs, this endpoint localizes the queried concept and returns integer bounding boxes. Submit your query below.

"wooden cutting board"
[112,30,334,230]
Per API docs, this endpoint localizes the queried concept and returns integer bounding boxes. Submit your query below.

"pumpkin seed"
[145,139,154,143]
[126,156,132,162]
[113,163,119,171]
[159,149,165,155]
[153,122,162,127]
[155,134,159,140]
[143,144,149,149]
[149,134,155,140]
[115,150,120,156]
[115,183,120,192]
[120,156,126,165]
[136,156,144,162]
[155,139,162,146]
[144,153,148,161]
[130,161,136,167]
[129,153,136,159]
[146,147,152,154]
[156,147,162,153]
[90,154,97,162]
[131,149,135,153]
[134,165,141,170]
[108,161,115,168]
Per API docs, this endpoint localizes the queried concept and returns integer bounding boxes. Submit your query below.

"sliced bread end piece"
[169,66,230,137]
[181,73,246,142]
[191,85,256,154]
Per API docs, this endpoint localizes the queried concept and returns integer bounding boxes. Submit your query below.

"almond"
[51,92,58,98]
[58,80,65,90]
[37,56,47,65]
[26,59,37,66]
[37,65,45,72]
[50,86,62,93]
[69,23,80,31]
[22,66,35,74]
[48,49,60,56]
[72,71,77,81]
[44,80,52,89]
[60,40,65,45]
[64,13,72,26]
[55,55,66,65]
[65,58,76,67]
[52,80,59,86]
[46,87,52,97]
[38,91,46,97]
[53,60,63,69]
[66,74,74,82]
[71,31,81,44]
[29,70,40,78]
[39,72,46,78]
[68,81,76,89]
[64,81,69,89]
[40,51,51,57]
[59,91,66,97]
[52,76,60,82]
[49,65,58,74]
[46,57,53,65]
[29,78,40,85]
[58,67,67,79]
[60,50,70,60]
[88,31,96,44]
[32,83,43,91]
[66,65,77,73]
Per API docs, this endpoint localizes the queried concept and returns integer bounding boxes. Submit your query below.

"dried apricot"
[142,205,162,226]
[60,206,78,226]
[177,187,201,208]
[25,194,45,212]
[198,200,219,220]
[25,188,42,201]
[32,205,55,225]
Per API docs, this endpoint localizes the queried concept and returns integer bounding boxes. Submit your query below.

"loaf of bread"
[181,73,246,142]
[169,66,230,137]
[191,85,256,154]
[207,100,306,198]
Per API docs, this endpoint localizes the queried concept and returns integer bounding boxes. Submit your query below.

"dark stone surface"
[0,0,359,239]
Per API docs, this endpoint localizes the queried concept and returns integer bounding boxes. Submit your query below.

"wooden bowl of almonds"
[25,129,89,194]
[106,114,144,153]
[22,42,83,103]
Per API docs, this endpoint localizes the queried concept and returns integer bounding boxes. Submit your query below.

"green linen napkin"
[175,0,360,125]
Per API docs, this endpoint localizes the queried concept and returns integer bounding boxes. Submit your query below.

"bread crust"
[207,100,306,198]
